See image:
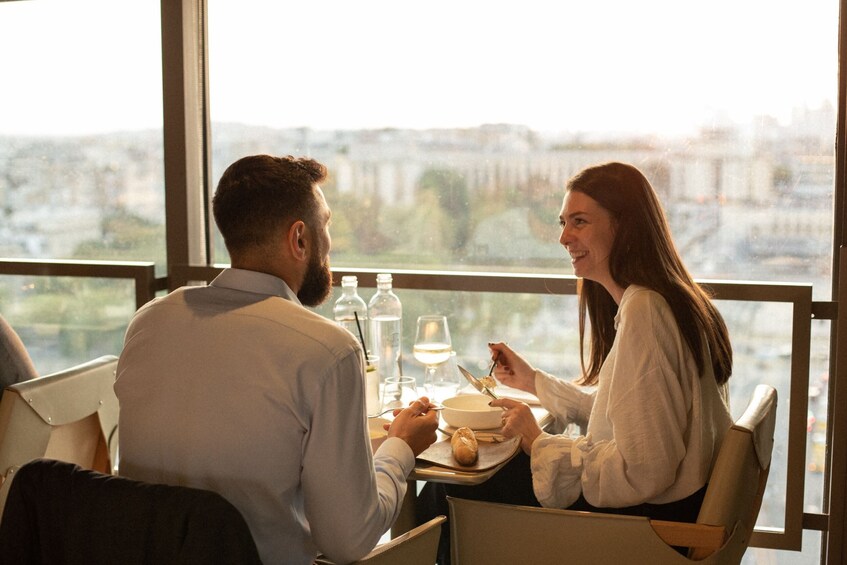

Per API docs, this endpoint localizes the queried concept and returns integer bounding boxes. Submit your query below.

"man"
[115,155,438,565]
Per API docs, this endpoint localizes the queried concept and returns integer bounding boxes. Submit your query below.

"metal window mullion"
[161,0,209,291]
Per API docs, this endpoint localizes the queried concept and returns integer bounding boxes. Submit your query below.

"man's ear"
[288,220,308,260]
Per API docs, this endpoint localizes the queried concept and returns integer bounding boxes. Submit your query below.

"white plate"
[368,417,390,451]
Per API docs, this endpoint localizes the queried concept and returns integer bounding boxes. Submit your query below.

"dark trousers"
[416,452,708,565]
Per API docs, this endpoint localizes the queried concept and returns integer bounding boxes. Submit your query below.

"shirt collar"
[210,268,301,305]
[613,285,638,330]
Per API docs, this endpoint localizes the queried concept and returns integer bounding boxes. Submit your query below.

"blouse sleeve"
[534,369,595,427]
[530,432,583,508]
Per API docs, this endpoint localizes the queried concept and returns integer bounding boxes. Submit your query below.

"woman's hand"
[491,398,542,455]
[488,342,537,395]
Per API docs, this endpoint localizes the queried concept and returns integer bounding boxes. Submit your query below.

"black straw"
[354,311,368,355]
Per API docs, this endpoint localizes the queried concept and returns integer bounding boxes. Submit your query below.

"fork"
[367,405,444,419]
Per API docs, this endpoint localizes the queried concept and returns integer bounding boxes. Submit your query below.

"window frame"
[0,0,843,560]
[154,0,847,557]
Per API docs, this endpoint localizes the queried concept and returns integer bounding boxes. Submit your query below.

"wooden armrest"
[650,520,727,551]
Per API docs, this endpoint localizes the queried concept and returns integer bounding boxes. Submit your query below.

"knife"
[457,364,500,400]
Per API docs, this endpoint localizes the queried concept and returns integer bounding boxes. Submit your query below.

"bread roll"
[451,426,479,466]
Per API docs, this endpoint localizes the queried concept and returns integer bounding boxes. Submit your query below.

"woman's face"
[558,190,621,298]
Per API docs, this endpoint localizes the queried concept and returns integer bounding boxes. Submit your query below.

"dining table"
[370,395,558,538]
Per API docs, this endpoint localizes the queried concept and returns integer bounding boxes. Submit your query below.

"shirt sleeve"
[535,369,595,427]
[301,347,415,564]
[577,291,692,508]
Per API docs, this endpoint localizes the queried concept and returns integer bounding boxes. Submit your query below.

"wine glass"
[413,315,453,401]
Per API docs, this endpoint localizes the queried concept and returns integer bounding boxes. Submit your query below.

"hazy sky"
[0,0,838,136]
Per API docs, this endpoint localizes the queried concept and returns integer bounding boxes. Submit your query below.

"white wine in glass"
[413,315,455,401]
[412,342,452,365]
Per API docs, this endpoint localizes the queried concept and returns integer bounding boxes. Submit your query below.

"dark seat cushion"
[0,458,262,565]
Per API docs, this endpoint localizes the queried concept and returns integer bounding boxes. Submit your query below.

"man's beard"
[297,250,332,307]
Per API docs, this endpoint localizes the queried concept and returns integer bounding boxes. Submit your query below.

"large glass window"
[0,1,165,267]
[211,2,837,561]
[209,1,837,294]
[0,275,137,374]
[0,1,164,371]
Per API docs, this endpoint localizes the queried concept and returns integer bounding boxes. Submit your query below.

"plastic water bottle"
[334,276,368,344]
[368,273,402,386]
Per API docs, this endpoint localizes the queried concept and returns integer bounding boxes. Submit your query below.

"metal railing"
[0,259,165,310]
[170,263,818,550]
[1,259,825,550]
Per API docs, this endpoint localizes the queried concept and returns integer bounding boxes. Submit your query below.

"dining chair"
[0,355,119,488]
[448,384,777,565]
[316,515,446,565]
[0,458,262,565]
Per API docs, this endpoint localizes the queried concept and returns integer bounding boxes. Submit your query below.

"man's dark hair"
[212,155,327,257]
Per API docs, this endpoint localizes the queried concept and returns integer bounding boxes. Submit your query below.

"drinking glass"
[413,315,452,399]
[365,355,380,417]
[382,376,418,410]
[424,350,461,402]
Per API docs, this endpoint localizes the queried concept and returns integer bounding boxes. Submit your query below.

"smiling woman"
[418,162,735,564]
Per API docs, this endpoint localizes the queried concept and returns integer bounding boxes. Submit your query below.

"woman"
[419,162,733,563]
[490,161,733,516]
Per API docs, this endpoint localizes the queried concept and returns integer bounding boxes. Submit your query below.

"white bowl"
[441,394,502,430]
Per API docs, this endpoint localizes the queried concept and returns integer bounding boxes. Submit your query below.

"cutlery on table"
[486,355,498,378]
[457,365,500,400]
[367,405,444,419]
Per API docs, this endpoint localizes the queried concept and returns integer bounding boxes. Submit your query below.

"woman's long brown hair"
[570,162,732,386]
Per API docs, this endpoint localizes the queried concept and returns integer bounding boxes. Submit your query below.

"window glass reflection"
[0,1,165,269]
[0,276,135,374]
[208,1,837,301]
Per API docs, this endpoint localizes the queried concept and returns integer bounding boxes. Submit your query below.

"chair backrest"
[352,516,446,565]
[691,383,777,560]
[448,384,779,565]
[315,515,446,565]
[0,355,119,484]
[0,458,262,565]
[451,496,673,564]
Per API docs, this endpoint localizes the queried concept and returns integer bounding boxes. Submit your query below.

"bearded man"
[115,155,437,565]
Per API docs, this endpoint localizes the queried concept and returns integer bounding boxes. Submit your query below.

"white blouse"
[530,285,732,509]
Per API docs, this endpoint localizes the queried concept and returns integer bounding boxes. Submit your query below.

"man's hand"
[386,396,439,456]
